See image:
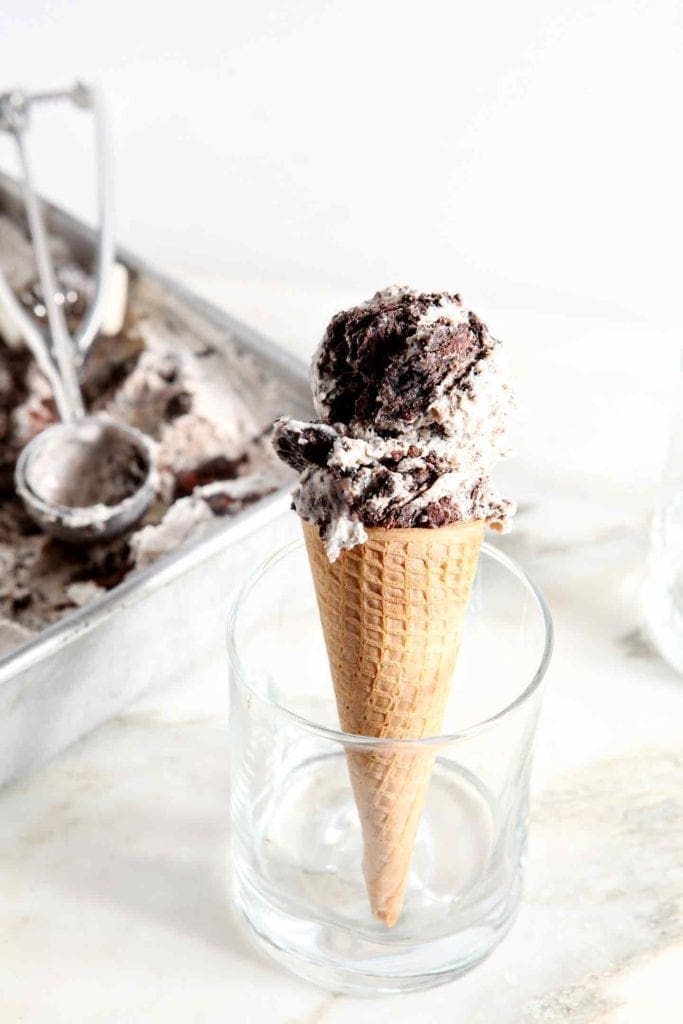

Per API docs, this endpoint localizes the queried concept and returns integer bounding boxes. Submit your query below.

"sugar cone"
[302,518,484,927]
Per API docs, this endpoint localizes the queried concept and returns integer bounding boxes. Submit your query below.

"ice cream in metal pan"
[0,190,296,655]
[274,286,514,926]
[0,171,309,787]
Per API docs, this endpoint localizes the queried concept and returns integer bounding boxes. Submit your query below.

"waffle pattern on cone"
[303,520,484,926]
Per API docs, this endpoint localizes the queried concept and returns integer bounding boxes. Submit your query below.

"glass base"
[232,753,521,995]
[238,910,516,995]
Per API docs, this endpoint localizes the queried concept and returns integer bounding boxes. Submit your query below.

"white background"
[1,7,683,1020]
[0,0,680,331]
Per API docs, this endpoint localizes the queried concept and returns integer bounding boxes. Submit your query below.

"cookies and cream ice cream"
[273,286,514,560]
[0,210,293,653]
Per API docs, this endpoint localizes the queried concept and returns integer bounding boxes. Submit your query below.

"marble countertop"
[1,276,682,1023]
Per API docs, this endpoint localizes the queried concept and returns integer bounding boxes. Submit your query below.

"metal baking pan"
[0,170,311,787]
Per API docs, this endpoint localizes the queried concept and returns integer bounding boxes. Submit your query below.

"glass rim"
[227,536,553,748]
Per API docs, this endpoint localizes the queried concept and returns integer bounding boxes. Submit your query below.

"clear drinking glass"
[644,363,683,673]
[227,537,552,995]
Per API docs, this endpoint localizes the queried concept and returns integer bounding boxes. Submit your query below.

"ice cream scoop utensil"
[0,82,155,541]
[0,82,113,417]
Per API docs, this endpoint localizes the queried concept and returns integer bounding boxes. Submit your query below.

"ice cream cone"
[302,518,484,927]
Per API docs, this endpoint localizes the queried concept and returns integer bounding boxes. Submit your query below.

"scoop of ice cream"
[273,286,514,560]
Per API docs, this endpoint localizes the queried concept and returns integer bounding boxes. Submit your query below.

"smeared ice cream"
[273,286,514,560]
[130,473,276,569]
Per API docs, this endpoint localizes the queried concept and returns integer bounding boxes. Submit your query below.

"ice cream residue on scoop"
[273,286,515,560]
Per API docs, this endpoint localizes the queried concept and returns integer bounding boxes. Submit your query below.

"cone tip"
[374,904,401,928]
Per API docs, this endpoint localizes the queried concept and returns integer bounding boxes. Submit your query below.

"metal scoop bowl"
[15,416,157,543]
[0,82,157,543]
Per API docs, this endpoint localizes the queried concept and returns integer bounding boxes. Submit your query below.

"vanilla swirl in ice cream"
[273,286,515,560]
